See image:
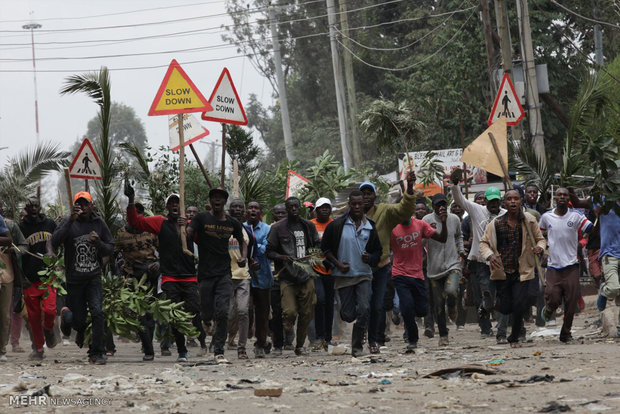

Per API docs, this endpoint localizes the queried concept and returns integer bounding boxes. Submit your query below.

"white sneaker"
[0,354,7,362]
[214,354,228,364]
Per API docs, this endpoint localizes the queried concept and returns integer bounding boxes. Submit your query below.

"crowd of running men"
[0,171,618,365]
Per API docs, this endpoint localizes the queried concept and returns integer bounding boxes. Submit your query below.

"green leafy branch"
[37,255,67,298]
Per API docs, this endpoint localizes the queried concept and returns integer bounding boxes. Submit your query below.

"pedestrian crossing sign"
[488,73,524,126]
[69,138,102,180]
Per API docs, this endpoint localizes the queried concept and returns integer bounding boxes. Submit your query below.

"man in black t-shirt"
[187,187,247,363]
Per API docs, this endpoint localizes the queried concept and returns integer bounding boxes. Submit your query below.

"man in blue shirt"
[321,191,382,357]
[245,201,274,358]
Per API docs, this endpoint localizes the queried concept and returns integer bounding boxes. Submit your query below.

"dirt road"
[1,297,618,413]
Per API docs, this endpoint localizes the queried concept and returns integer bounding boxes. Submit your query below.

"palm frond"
[119,142,150,180]
[12,141,71,184]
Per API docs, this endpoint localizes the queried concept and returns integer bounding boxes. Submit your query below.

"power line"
[337,11,475,72]
[549,0,620,30]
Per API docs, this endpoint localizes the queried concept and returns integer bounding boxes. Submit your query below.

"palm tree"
[60,67,120,231]
[510,140,555,209]
[0,142,70,220]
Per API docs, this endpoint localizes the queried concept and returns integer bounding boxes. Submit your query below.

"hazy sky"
[0,0,270,170]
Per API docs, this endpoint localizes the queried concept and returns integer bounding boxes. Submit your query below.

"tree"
[226,125,261,173]
[0,142,70,220]
[61,67,119,232]
[86,102,147,153]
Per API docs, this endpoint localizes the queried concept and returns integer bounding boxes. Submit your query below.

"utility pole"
[338,0,362,167]
[326,0,352,171]
[23,22,42,144]
[593,0,604,65]
[515,0,546,161]
[494,0,523,142]
[267,5,295,160]
[479,0,498,98]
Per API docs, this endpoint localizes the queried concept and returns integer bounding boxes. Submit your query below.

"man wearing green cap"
[451,177,505,337]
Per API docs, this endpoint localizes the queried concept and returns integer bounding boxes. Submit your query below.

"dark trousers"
[545,264,580,340]
[67,277,105,356]
[269,284,284,349]
[429,270,460,337]
[338,279,371,329]
[314,274,335,343]
[251,287,271,348]
[456,277,468,326]
[423,276,435,333]
[469,261,494,334]
[369,265,390,345]
[162,280,202,356]
[495,272,532,343]
[199,276,232,355]
[393,275,428,345]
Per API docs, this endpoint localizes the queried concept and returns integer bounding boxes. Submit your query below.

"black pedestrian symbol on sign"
[498,91,515,118]
[78,152,94,174]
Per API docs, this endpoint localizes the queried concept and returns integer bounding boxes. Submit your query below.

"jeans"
[314,274,335,342]
[338,279,371,329]
[200,276,233,355]
[163,280,202,356]
[67,277,105,356]
[369,265,390,345]
[423,276,435,334]
[495,272,532,343]
[281,279,315,349]
[393,275,428,345]
[469,261,494,334]
[270,282,284,349]
[429,270,460,337]
[251,287,270,348]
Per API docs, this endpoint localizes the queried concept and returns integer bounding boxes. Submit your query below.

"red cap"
[74,191,92,203]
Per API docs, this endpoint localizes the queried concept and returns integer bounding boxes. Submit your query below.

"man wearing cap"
[187,187,247,364]
[310,197,334,351]
[360,171,417,353]
[51,191,114,365]
[423,193,465,346]
[18,196,59,360]
[125,184,204,362]
[450,177,506,337]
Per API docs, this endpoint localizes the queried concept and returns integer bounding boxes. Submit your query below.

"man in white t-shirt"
[539,188,593,343]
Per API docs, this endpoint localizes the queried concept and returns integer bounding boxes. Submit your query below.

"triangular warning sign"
[462,117,508,177]
[201,68,248,125]
[286,170,308,199]
[168,114,210,152]
[488,73,525,126]
[149,59,213,116]
[69,138,102,180]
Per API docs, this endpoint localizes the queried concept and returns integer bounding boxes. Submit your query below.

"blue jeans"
[393,275,428,345]
[369,265,390,345]
[314,274,335,342]
[67,277,104,356]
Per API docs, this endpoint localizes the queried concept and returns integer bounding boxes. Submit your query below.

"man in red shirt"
[391,205,447,352]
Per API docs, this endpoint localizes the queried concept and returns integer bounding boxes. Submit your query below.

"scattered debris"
[539,401,571,412]
[423,365,497,378]
[254,388,283,397]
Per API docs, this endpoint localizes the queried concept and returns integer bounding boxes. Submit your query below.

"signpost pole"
[220,123,226,187]
[459,110,469,198]
[85,179,89,193]
[189,143,213,188]
[178,113,193,256]
[63,168,73,212]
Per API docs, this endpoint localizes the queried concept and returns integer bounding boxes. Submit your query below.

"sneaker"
[480,330,494,338]
[391,309,402,325]
[368,343,380,354]
[176,353,188,362]
[254,346,265,359]
[263,342,272,355]
[143,354,154,361]
[438,336,449,347]
[105,349,116,357]
[29,350,45,360]
[0,354,7,362]
[237,348,249,360]
[559,335,576,344]
[89,354,106,365]
[311,340,325,352]
[60,307,72,337]
[161,348,172,357]
[214,354,229,364]
[352,347,363,357]
[597,293,608,312]
[424,328,435,339]
[12,345,25,353]
[496,336,508,344]
[44,327,59,349]
[456,325,465,331]
[540,306,553,323]
[294,347,308,356]
[272,347,282,356]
